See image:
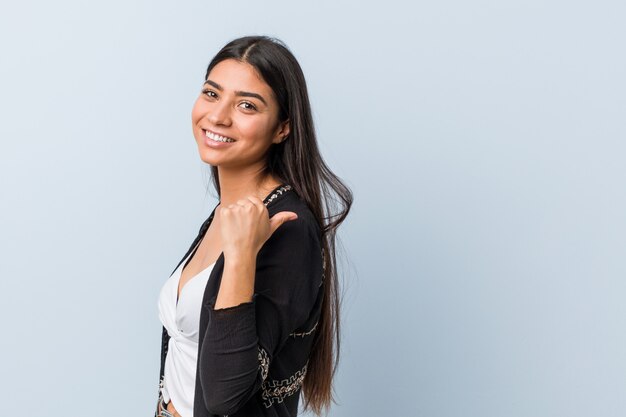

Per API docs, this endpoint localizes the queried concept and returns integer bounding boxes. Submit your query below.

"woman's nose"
[206,101,232,126]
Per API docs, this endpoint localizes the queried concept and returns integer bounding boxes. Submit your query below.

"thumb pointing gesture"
[269,211,299,236]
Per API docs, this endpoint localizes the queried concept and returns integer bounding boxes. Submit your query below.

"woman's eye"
[202,88,217,98]
[240,102,257,111]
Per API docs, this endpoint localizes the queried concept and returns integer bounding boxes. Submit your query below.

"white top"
[158,248,216,417]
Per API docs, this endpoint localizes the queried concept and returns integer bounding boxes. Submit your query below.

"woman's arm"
[213,252,257,309]
[198,215,324,415]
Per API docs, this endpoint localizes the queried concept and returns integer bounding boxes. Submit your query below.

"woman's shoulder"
[268,188,317,227]
[264,189,322,248]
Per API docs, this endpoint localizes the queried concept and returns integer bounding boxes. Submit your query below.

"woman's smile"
[203,128,238,148]
[204,128,237,142]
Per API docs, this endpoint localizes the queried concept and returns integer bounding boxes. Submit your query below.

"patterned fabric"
[261,363,309,408]
[290,321,319,338]
[258,346,270,382]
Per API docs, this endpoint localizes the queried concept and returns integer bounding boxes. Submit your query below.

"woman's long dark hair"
[203,35,352,416]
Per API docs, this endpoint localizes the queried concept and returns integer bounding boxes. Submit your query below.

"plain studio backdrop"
[0,1,624,416]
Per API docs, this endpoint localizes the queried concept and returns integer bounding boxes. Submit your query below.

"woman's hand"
[213,196,297,309]
[218,196,298,260]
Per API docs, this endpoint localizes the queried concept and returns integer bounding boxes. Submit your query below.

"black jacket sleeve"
[198,215,324,416]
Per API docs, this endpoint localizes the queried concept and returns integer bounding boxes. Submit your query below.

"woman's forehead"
[207,59,273,99]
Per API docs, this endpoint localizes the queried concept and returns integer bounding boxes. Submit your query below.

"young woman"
[155,35,352,417]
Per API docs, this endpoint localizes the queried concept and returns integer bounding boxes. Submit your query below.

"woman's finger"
[269,211,298,236]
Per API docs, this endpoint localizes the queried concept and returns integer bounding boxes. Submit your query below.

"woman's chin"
[197,148,218,165]
[199,155,219,166]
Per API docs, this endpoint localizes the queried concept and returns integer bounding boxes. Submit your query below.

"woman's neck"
[216,167,282,208]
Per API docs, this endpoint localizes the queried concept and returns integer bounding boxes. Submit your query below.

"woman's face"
[191,58,289,169]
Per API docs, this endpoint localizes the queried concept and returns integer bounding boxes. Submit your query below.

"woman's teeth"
[205,130,236,143]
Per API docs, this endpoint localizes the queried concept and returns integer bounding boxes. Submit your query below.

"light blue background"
[1,1,624,416]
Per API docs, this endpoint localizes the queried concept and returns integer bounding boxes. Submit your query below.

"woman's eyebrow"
[204,79,268,106]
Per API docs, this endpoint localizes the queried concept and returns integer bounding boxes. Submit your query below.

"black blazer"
[155,184,325,417]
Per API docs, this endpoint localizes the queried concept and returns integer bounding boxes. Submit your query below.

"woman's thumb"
[269,211,298,235]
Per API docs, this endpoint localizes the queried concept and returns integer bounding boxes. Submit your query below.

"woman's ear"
[274,119,290,144]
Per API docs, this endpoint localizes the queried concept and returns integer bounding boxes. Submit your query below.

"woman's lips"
[203,129,236,148]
